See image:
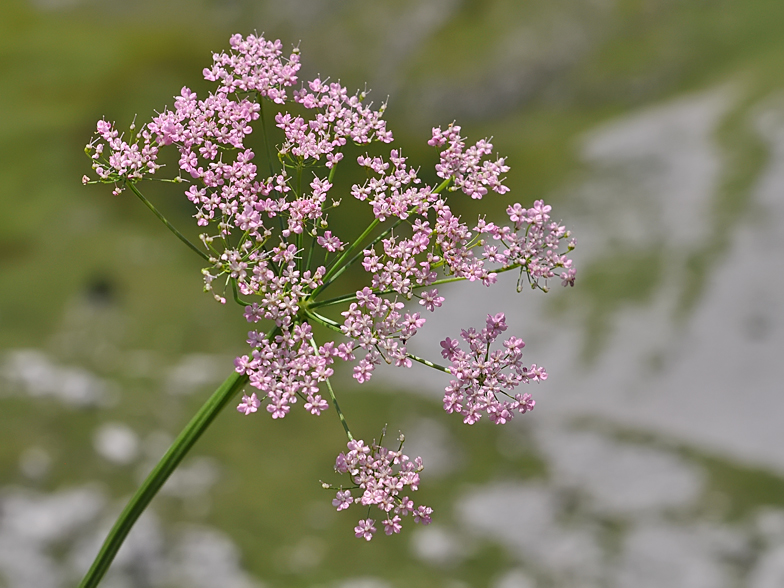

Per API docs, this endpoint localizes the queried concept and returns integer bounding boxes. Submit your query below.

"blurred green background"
[2,0,784,587]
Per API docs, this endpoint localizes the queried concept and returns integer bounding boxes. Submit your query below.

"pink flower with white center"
[413,505,433,525]
[383,516,402,535]
[332,490,353,511]
[304,394,329,415]
[317,231,342,252]
[440,337,459,360]
[418,288,445,312]
[237,393,261,415]
[354,519,376,541]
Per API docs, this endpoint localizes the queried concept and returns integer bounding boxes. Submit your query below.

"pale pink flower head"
[332,490,353,511]
[330,435,431,540]
[441,315,545,425]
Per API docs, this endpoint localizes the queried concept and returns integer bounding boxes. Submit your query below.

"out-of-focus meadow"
[2,0,784,587]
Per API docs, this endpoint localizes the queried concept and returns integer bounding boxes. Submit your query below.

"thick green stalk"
[317,218,380,289]
[77,370,249,588]
[315,218,405,298]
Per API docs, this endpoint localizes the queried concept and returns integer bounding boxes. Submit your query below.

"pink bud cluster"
[331,437,432,540]
[441,313,542,425]
[85,120,159,194]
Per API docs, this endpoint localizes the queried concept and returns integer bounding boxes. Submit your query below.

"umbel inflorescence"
[84,33,576,541]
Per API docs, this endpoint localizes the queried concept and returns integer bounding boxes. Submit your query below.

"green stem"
[77,370,250,588]
[309,263,525,310]
[327,159,339,183]
[128,183,210,263]
[406,352,451,373]
[305,309,343,333]
[259,98,275,177]
[231,278,252,307]
[426,263,523,288]
[433,177,451,194]
[315,218,404,297]
[309,291,359,309]
[319,218,381,287]
[308,338,353,440]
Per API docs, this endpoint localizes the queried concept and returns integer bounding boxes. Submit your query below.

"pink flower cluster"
[353,143,575,301]
[429,123,510,199]
[278,76,392,166]
[352,150,434,221]
[147,37,391,302]
[340,287,427,383]
[203,33,301,102]
[331,437,432,540]
[441,313,542,425]
[86,32,580,539]
[234,322,333,419]
[85,119,159,194]
[483,200,577,291]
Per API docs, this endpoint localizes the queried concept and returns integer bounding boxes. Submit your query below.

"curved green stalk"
[406,352,450,374]
[309,263,525,310]
[308,337,353,441]
[231,278,252,307]
[128,184,210,263]
[305,309,343,333]
[309,291,360,309]
[77,370,249,588]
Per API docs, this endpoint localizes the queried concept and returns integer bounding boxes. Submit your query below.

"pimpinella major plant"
[79,33,577,587]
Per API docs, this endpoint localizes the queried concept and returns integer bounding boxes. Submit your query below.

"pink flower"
[413,505,433,525]
[332,490,353,511]
[236,393,261,415]
[354,519,376,541]
[383,515,402,535]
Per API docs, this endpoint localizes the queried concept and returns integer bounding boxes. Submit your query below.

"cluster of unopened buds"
[85,32,577,540]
